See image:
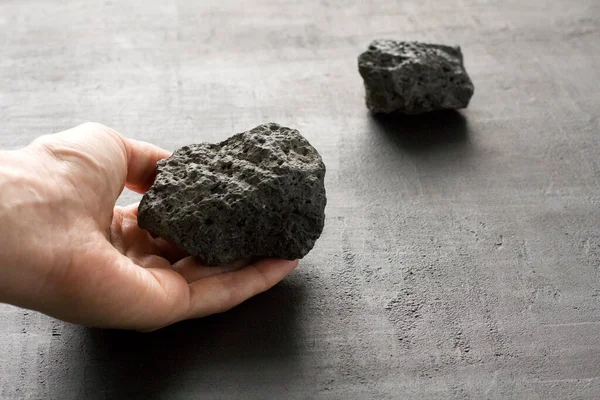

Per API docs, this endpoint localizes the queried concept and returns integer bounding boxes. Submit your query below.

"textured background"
[1,0,599,398]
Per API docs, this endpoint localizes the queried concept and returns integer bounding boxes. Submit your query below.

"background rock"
[358,40,475,114]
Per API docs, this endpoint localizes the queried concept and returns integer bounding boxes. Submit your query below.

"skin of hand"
[0,123,298,331]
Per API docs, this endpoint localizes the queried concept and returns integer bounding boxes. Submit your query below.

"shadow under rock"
[82,275,307,399]
[368,110,471,155]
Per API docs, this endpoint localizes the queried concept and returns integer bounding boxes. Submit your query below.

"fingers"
[173,257,250,283]
[184,258,298,319]
[118,202,189,263]
[121,138,171,194]
[48,248,297,330]
[154,238,190,264]
[111,203,159,260]
[119,202,140,217]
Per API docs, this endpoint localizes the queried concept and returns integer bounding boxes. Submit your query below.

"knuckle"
[28,133,55,149]
[79,122,123,141]
[79,121,110,133]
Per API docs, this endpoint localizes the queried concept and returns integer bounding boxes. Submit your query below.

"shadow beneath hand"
[80,275,307,399]
[368,110,471,155]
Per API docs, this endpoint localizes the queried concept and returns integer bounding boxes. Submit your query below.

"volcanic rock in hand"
[358,40,475,114]
[138,123,327,266]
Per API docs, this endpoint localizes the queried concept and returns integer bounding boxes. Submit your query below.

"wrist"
[0,149,57,304]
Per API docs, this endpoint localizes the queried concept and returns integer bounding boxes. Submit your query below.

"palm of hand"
[2,123,297,331]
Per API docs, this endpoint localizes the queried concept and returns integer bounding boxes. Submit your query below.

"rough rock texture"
[138,123,327,266]
[358,40,475,114]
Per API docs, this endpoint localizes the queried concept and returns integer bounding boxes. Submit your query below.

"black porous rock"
[358,40,475,114]
[138,123,327,266]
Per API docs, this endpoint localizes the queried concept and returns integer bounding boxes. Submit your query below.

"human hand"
[0,123,298,331]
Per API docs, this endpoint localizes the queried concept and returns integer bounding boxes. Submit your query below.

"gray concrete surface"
[1,0,599,398]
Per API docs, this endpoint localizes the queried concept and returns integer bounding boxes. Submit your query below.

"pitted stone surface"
[358,40,475,114]
[138,123,327,266]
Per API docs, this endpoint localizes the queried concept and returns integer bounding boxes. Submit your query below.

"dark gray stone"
[358,40,475,114]
[138,123,327,266]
